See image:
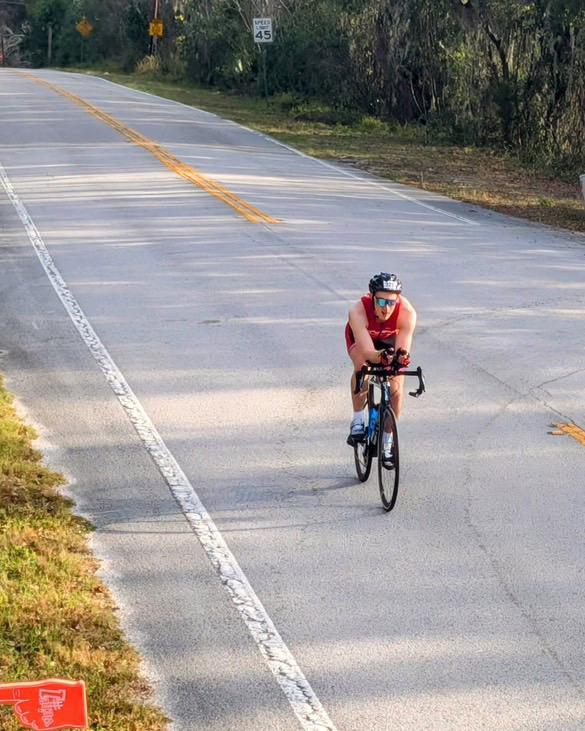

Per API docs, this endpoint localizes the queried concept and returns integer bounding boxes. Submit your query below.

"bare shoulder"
[398,295,417,326]
[400,295,416,314]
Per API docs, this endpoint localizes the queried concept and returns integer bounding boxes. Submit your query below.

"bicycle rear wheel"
[378,406,400,511]
[354,406,373,482]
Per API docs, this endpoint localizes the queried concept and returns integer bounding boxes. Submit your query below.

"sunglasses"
[375,297,398,308]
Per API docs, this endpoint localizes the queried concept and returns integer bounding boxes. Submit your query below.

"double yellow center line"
[22,72,279,225]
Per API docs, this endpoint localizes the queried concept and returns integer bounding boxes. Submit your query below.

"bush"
[272,92,298,112]
[135,54,162,77]
[356,116,392,134]
[162,52,186,80]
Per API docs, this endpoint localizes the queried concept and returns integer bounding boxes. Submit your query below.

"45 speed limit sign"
[253,18,274,43]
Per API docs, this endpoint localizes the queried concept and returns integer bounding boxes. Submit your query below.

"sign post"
[149,0,164,55]
[75,18,93,64]
[252,18,274,101]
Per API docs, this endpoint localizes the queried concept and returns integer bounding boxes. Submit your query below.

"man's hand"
[378,348,395,367]
[394,348,411,368]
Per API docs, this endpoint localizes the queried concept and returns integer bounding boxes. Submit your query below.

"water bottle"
[368,406,378,440]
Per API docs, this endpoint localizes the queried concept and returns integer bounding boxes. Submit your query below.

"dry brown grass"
[351,143,585,232]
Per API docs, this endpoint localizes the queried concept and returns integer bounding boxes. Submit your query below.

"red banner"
[0,679,88,730]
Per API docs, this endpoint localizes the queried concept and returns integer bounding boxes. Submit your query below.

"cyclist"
[345,273,417,461]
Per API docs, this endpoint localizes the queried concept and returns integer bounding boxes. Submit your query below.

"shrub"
[273,92,298,112]
[135,54,161,77]
[356,116,391,134]
[162,52,186,80]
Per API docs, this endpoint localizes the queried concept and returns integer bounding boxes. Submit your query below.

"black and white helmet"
[368,272,402,295]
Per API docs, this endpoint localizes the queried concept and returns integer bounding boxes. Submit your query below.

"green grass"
[72,69,585,235]
[0,377,168,730]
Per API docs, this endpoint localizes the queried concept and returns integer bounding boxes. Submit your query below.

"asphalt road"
[1,69,584,731]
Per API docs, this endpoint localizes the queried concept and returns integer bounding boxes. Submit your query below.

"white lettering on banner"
[39,689,66,727]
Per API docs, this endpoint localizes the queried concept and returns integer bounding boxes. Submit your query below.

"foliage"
[267,0,353,102]
[179,4,255,88]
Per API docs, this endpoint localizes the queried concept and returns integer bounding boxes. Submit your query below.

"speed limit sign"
[253,18,273,43]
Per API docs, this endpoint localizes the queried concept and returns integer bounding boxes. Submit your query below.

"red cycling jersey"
[345,294,401,352]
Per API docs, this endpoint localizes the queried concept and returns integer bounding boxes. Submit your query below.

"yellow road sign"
[149,19,164,37]
[75,18,93,38]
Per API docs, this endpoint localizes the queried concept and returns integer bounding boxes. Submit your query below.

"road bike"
[352,354,425,511]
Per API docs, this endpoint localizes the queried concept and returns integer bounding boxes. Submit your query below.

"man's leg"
[351,372,368,411]
[349,345,368,409]
[390,376,405,419]
[347,346,368,444]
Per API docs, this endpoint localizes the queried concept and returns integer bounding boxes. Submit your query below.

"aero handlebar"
[354,363,426,398]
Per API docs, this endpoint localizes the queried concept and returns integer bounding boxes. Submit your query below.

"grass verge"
[0,376,168,730]
[73,70,585,234]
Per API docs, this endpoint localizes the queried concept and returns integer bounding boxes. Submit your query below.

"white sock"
[383,432,393,450]
[353,410,366,423]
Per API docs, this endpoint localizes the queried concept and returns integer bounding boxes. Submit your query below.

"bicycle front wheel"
[354,436,372,482]
[378,406,400,511]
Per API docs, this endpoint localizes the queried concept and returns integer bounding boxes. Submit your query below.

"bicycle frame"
[365,375,390,444]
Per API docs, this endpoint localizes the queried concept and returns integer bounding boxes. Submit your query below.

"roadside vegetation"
[0,377,167,731]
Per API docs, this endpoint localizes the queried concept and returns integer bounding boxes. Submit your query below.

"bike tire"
[354,435,373,482]
[378,406,400,511]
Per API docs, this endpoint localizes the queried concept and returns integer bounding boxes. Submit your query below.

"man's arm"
[394,296,417,354]
[348,301,385,363]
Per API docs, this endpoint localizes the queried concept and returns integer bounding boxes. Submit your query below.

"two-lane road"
[1,69,584,730]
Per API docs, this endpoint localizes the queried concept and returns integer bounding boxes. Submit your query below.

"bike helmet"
[368,272,402,295]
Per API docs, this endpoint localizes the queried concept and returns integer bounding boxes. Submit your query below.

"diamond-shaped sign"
[75,18,93,38]
[149,19,164,37]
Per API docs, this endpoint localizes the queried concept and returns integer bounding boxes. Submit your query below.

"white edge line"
[59,69,478,226]
[271,146,480,226]
[0,160,337,731]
